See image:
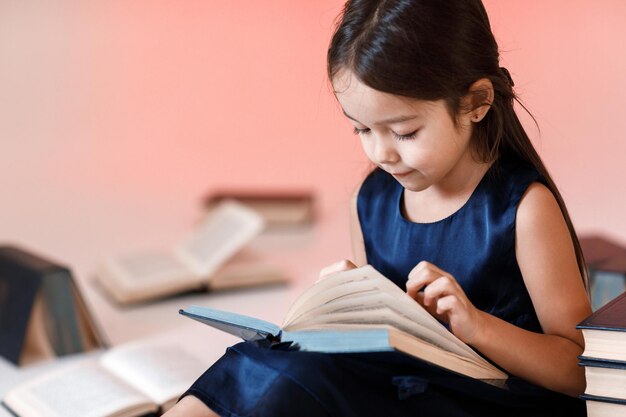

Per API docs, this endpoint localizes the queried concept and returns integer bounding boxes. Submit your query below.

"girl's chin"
[395,179,429,193]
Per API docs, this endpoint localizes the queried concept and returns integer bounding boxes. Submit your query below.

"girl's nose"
[374,138,399,164]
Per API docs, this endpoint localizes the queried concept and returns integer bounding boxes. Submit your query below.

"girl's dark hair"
[327,0,588,289]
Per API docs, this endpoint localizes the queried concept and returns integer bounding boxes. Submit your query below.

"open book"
[95,200,286,304]
[180,265,508,380]
[2,342,205,417]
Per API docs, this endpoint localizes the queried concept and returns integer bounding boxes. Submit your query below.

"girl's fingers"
[408,260,448,280]
[317,259,357,281]
[407,261,453,299]
[434,294,462,316]
[422,275,458,307]
[414,291,446,321]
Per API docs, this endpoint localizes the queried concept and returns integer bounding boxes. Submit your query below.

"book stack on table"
[577,291,626,417]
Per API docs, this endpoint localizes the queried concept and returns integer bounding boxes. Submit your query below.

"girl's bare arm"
[469,182,591,396]
[406,182,590,396]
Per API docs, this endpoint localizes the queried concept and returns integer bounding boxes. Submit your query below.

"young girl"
[165,0,591,415]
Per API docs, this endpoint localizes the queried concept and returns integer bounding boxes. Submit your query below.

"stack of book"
[577,291,626,416]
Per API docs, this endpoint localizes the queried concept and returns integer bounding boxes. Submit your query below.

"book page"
[285,289,455,349]
[97,251,196,303]
[286,290,415,324]
[71,282,106,350]
[287,306,482,361]
[285,267,442,331]
[581,329,626,362]
[100,342,205,410]
[284,282,399,325]
[284,266,424,324]
[175,200,264,277]
[283,266,478,361]
[3,361,156,417]
[19,294,56,365]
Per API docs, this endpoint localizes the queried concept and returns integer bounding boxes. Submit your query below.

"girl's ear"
[466,78,494,122]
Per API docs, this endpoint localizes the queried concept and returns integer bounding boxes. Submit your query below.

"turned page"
[100,342,205,411]
[3,361,155,417]
[282,266,480,361]
[283,266,439,329]
[286,302,479,360]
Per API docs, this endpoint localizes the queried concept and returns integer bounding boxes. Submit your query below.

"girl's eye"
[394,130,418,141]
[352,127,418,141]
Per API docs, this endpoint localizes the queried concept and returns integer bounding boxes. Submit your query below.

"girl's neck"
[402,154,494,224]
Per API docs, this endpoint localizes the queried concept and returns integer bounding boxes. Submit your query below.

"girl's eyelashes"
[352,127,418,141]
[353,127,370,135]
[394,130,418,141]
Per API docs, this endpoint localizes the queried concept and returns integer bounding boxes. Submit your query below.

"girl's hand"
[406,261,485,345]
[317,259,357,282]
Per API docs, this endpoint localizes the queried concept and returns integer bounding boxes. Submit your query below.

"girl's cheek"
[361,142,377,162]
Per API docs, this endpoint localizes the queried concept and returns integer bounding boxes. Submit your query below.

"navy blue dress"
[182,157,586,417]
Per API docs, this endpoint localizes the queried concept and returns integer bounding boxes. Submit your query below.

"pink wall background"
[1,1,626,273]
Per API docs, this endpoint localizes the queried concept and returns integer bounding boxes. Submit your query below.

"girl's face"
[333,70,476,193]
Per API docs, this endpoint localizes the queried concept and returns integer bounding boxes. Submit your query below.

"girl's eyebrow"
[342,110,418,125]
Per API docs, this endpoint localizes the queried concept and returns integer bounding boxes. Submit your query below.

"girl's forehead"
[332,70,381,100]
[333,71,439,123]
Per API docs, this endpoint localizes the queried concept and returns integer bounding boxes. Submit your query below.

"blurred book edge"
[0,244,105,366]
[203,189,315,229]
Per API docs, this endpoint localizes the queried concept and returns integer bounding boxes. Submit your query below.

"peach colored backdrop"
[1,1,625,274]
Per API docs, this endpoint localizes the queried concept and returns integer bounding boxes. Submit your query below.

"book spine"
[579,357,626,370]
[581,393,626,405]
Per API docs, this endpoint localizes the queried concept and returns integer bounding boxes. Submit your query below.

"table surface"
[0,206,353,406]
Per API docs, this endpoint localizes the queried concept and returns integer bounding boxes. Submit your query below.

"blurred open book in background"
[3,340,206,417]
[95,200,287,305]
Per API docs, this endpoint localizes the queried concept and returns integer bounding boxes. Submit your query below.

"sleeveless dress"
[181,157,586,417]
